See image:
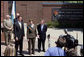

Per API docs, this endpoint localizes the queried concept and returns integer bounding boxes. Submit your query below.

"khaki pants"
[4,31,12,45]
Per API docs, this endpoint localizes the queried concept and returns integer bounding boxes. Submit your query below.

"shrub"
[46,20,60,28]
[46,20,83,28]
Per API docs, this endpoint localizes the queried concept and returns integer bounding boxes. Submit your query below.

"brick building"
[1,1,8,41]
[15,1,63,24]
[1,1,64,24]
[1,1,8,22]
[1,1,83,24]
[1,1,83,41]
[1,1,63,41]
[15,1,83,24]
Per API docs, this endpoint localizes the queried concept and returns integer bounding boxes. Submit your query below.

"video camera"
[60,29,78,49]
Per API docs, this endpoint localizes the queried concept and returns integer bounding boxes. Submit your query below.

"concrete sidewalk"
[1,28,83,56]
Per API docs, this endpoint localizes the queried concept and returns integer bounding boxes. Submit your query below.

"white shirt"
[18,21,22,29]
[31,24,34,28]
[41,24,44,31]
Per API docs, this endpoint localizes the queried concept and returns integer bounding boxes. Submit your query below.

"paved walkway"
[1,28,83,56]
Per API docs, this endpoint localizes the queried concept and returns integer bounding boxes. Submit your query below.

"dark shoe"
[42,50,45,52]
[20,53,24,56]
[32,53,35,55]
[29,52,31,55]
[29,53,31,55]
[38,50,41,52]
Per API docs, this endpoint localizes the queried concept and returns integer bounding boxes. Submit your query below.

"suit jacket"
[14,21,24,40]
[37,24,47,40]
[3,19,13,32]
[27,24,37,38]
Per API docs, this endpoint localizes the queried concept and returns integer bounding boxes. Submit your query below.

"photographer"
[63,29,78,56]
[44,37,66,56]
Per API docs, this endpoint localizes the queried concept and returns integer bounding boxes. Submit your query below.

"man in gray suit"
[3,15,13,45]
[27,19,37,55]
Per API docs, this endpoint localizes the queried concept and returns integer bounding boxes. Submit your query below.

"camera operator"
[63,29,78,56]
[44,36,66,56]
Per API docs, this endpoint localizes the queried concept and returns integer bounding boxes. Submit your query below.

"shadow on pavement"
[35,49,38,52]
[22,51,29,55]
[22,49,39,55]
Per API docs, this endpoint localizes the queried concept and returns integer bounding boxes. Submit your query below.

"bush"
[46,20,83,28]
[46,20,60,28]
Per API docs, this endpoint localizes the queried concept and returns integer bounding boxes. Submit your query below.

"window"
[51,1,83,21]
[52,8,60,20]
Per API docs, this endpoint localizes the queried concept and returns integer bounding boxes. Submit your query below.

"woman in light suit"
[27,19,37,55]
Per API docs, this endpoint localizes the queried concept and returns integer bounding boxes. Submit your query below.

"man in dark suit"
[37,19,47,52]
[14,16,24,56]
[13,13,20,36]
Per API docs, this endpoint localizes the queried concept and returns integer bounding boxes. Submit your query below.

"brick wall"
[1,1,4,22]
[1,1,59,41]
[16,1,42,24]
[1,1,8,22]
[42,4,62,22]
[16,1,60,24]
[1,1,8,41]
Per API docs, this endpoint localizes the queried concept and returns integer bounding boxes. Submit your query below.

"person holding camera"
[63,29,78,56]
[44,37,66,56]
